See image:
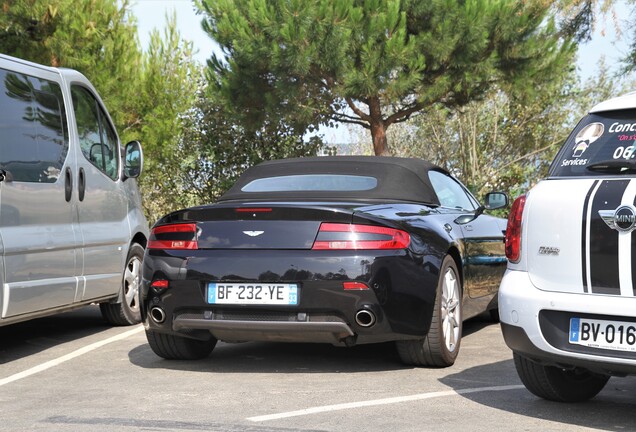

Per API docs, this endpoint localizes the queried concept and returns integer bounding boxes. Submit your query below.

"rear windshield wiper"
[586,159,636,173]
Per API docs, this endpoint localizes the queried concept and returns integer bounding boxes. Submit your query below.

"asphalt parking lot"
[1,306,636,432]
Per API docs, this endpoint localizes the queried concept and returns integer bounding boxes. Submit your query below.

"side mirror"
[484,192,508,210]
[123,140,143,179]
[454,192,509,225]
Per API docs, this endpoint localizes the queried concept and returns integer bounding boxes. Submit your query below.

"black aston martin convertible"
[141,156,508,367]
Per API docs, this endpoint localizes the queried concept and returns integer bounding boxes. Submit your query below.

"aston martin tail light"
[505,195,526,263]
[148,223,198,250]
[150,279,169,290]
[312,223,410,250]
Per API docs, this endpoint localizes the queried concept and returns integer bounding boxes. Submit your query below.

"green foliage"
[133,14,201,222]
[135,13,324,222]
[0,0,141,130]
[174,86,324,213]
[0,1,203,222]
[380,63,632,202]
[0,1,61,60]
[198,0,580,155]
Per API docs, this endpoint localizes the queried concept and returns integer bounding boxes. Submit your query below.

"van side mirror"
[484,192,508,210]
[123,141,143,179]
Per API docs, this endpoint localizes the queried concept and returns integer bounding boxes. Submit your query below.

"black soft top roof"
[219,156,443,204]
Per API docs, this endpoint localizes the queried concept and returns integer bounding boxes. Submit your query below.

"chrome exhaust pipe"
[355,309,376,328]
[150,307,166,324]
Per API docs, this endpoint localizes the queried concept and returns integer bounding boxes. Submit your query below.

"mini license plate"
[207,283,298,305]
[569,317,636,352]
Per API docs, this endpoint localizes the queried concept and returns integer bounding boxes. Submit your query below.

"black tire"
[489,307,500,322]
[100,243,143,326]
[396,255,462,367]
[146,330,217,360]
[513,353,610,402]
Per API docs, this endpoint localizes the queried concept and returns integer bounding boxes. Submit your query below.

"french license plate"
[569,317,636,352]
[207,283,298,305]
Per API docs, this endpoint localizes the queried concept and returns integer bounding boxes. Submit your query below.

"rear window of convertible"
[241,174,378,192]
[551,109,636,177]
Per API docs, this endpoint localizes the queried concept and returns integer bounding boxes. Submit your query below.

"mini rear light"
[150,279,169,290]
[312,223,410,250]
[148,223,198,250]
[343,282,369,290]
[505,194,526,263]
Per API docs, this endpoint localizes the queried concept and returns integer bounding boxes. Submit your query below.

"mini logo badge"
[599,205,636,233]
[243,230,264,237]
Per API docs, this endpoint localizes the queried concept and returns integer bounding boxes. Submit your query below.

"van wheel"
[513,353,610,402]
[146,330,217,360]
[100,243,143,325]
[396,255,462,367]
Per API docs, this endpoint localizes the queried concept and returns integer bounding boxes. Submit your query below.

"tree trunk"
[368,96,389,156]
[370,121,389,156]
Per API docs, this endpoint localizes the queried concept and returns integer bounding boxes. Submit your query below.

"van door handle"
[64,167,72,202]
[78,167,86,202]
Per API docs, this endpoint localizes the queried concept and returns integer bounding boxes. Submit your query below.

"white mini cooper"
[500,92,636,402]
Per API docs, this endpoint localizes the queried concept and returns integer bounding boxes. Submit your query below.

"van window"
[71,86,119,180]
[0,69,69,183]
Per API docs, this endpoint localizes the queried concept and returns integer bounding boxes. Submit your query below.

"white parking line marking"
[247,384,525,422]
[0,326,143,387]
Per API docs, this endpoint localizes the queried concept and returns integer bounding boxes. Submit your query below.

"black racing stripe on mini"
[589,179,630,295]
[632,193,636,297]
[581,180,599,293]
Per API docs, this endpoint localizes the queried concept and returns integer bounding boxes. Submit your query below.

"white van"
[0,54,149,326]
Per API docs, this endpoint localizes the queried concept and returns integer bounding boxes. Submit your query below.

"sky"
[131,0,633,144]
[132,0,220,62]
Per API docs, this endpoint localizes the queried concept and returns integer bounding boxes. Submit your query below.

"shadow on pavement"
[0,305,111,364]
[0,305,496,374]
[440,358,636,432]
[128,316,495,374]
[128,338,407,374]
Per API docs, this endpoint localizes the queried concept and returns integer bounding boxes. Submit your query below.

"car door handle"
[78,167,86,202]
[64,167,72,202]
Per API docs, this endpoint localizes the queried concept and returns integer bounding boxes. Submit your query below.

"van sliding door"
[0,67,80,318]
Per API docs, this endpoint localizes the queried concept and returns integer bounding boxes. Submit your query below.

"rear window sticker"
[573,122,604,157]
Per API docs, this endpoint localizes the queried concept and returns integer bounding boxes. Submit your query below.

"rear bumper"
[141,249,439,346]
[173,313,355,345]
[499,269,636,375]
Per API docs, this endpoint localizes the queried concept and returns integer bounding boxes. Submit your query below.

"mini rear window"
[241,174,378,192]
[551,109,636,177]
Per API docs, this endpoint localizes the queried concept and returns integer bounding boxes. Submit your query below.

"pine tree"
[0,1,203,221]
[198,0,579,155]
[0,0,141,132]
